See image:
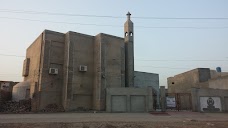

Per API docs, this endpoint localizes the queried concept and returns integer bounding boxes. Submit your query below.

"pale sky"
[0,0,228,87]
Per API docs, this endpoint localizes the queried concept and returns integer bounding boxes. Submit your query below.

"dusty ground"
[0,112,228,128]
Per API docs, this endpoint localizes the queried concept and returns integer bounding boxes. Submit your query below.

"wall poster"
[166,96,176,108]
[200,97,221,112]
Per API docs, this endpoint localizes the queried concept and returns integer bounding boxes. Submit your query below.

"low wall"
[106,87,153,112]
[191,88,228,112]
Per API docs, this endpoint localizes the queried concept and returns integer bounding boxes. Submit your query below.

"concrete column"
[160,86,166,112]
[147,86,154,112]
[191,88,199,112]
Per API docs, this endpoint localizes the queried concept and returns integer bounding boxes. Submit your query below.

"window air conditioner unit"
[49,68,58,75]
[79,65,87,72]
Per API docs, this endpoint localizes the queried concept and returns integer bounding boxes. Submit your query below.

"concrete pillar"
[160,86,166,112]
[147,86,154,112]
[191,88,199,112]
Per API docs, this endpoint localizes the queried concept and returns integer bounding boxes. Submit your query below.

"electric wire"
[0,53,228,62]
[0,54,24,57]
[1,16,228,29]
[136,59,228,62]
[1,9,228,20]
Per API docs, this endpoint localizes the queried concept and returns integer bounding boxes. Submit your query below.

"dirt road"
[0,112,228,128]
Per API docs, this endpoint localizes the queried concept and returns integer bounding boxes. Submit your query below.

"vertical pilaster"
[160,86,166,112]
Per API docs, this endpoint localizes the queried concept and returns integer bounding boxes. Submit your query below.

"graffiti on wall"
[200,97,221,112]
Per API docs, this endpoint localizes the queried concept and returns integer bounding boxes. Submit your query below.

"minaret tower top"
[127,12,131,20]
[124,12,134,42]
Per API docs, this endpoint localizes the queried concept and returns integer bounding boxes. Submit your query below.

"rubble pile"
[0,99,31,113]
[41,104,65,112]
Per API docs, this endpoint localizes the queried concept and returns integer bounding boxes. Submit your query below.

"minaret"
[124,12,134,87]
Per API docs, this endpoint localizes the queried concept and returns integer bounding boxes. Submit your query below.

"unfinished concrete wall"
[93,33,125,111]
[168,68,211,93]
[134,71,159,92]
[100,34,124,88]
[38,30,65,110]
[168,69,199,93]
[209,76,228,90]
[167,68,211,111]
[63,32,94,111]
[196,81,210,89]
[191,88,228,112]
[134,71,159,107]
[24,33,43,98]
[24,25,158,112]
[210,70,228,79]
[106,87,153,112]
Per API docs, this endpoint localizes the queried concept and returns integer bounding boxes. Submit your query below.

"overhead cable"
[1,9,228,20]
[0,17,228,29]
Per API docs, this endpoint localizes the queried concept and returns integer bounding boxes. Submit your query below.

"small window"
[130,32,133,36]
[172,82,175,84]
[125,32,128,37]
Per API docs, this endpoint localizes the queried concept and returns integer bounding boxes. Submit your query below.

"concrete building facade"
[191,88,228,112]
[167,68,228,93]
[209,76,228,90]
[106,87,153,112]
[167,68,212,93]
[134,71,159,92]
[23,12,159,112]
[167,68,228,112]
